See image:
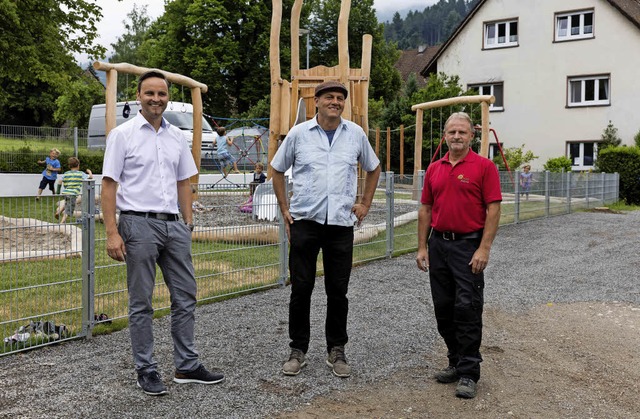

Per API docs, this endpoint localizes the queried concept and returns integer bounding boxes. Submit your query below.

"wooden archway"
[92,61,208,185]
[411,95,496,195]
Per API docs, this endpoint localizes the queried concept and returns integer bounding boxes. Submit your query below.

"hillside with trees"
[383,0,480,49]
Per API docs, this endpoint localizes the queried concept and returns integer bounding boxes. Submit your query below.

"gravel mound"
[1,210,638,418]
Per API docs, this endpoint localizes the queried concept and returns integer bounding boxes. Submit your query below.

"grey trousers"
[118,214,200,374]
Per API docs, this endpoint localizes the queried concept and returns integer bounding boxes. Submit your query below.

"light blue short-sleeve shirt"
[102,112,198,214]
[271,116,380,227]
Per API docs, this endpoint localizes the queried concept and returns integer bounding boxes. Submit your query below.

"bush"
[0,146,105,174]
[543,156,572,173]
[596,146,640,205]
[634,129,640,148]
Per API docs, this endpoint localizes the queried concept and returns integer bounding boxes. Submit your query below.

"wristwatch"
[186,222,194,231]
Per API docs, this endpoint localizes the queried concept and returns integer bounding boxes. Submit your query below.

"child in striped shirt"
[56,157,93,223]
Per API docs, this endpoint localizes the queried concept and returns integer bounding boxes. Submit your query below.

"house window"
[469,83,504,111]
[567,75,610,107]
[484,20,518,48]
[556,10,594,41]
[568,142,597,170]
[488,143,505,161]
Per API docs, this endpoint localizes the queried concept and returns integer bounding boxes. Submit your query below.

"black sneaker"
[173,364,225,385]
[137,371,168,396]
[455,377,477,399]
[434,366,458,383]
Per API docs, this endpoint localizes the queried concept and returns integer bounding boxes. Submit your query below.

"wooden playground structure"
[266,0,373,177]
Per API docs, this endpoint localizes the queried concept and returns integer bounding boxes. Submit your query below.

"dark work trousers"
[428,235,484,382]
[288,220,354,354]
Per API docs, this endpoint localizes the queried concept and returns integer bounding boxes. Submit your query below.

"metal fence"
[0,170,619,356]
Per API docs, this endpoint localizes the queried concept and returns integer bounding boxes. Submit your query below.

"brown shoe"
[326,346,351,378]
[283,348,306,376]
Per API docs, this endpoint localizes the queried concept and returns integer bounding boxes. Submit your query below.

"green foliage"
[0,0,105,125]
[596,146,640,205]
[492,144,538,171]
[543,156,572,173]
[634,129,640,148]
[54,68,106,128]
[0,146,104,174]
[383,0,479,49]
[600,120,622,149]
[109,4,155,101]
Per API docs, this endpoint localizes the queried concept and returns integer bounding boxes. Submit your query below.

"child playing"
[216,127,240,177]
[36,148,61,200]
[56,157,93,223]
[240,162,267,211]
[519,164,533,201]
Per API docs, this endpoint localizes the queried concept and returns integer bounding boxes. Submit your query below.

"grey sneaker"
[137,371,168,396]
[434,366,458,383]
[455,377,477,399]
[283,348,307,376]
[173,364,224,385]
[326,346,351,378]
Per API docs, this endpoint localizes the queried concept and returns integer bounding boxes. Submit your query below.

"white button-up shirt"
[271,116,380,227]
[102,112,198,214]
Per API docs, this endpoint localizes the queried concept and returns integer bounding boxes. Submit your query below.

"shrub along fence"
[0,170,619,356]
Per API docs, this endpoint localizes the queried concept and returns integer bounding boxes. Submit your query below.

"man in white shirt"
[101,70,223,396]
[271,81,381,378]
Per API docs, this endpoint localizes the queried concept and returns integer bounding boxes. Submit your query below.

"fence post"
[601,172,606,204]
[615,172,620,202]
[545,171,550,218]
[514,170,520,224]
[585,172,590,208]
[385,171,394,258]
[81,179,96,338]
[566,171,572,214]
[417,170,425,210]
[278,177,289,286]
[74,127,79,156]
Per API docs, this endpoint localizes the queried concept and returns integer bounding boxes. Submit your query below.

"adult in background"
[416,112,502,399]
[101,70,223,396]
[271,80,381,378]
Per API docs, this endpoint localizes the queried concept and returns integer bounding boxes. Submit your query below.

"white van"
[87,101,218,151]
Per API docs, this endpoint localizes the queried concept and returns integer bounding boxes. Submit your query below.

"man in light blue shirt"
[271,80,381,378]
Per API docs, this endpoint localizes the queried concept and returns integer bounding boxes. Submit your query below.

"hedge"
[596,146,640,204]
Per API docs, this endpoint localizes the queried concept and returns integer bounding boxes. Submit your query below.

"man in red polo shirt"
[416,111,502,399]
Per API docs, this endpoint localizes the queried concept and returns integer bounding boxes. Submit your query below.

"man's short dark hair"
[137,70,169,92]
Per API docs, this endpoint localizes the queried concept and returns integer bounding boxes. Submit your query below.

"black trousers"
[288,220,354,353]
[428,234,484,382]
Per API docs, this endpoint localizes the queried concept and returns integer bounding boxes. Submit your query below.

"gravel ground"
[1,210,639,418]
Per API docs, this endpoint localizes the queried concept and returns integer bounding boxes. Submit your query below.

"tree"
[54,67,105,128]
[600,120,622,149]
[0,0,105,125]
[109,4,155,101]
[492,144,538,171]
[143,0,281,116]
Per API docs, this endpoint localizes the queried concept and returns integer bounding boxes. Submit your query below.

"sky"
[80,0,436,63]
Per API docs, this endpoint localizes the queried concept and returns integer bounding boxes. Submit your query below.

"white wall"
[437,0,640,169]
[0,174,251,197]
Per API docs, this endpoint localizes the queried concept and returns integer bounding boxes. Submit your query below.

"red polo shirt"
[421,150,502,233]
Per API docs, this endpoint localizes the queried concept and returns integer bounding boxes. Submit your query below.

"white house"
[421,0,640,170]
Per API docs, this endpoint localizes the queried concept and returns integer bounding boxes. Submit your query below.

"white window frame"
[567,75,610,107]
[555,10,594,41]
[567,142,597,171]
[484,19,518,49]
[469,83,504,111]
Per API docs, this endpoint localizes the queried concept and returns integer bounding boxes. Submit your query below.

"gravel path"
[1,210,638,418]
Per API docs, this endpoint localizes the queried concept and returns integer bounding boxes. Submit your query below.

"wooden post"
[267,0,283,179]
[190,88,203,185]
[480,101,490,158]
[400,124,404,178]
[337,0,351,120]
[360,34,372,133]
[386,127,391,172]
[413,109,423,200]
[105,70,117,138]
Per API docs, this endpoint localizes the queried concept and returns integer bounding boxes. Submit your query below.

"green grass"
[0,136,90,153]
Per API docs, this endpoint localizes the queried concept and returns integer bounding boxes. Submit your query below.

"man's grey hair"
[444,112,474,132]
